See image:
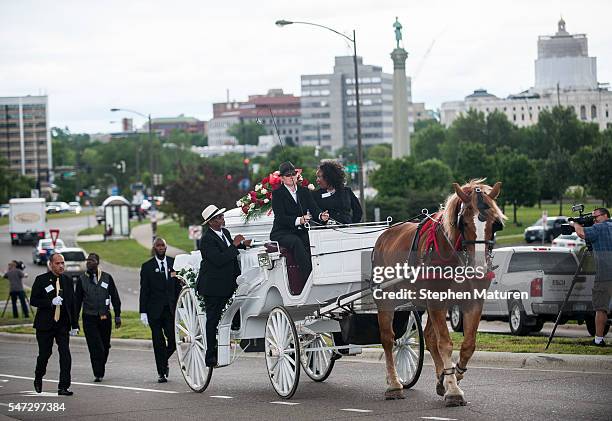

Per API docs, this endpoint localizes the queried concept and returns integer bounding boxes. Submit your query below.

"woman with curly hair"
[312,160,362,224]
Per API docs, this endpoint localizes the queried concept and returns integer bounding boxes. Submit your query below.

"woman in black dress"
[312,160,363,224]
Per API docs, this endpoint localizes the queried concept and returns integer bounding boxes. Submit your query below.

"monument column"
[391,18,410,158]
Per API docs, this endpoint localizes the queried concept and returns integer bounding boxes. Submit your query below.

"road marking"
[0,403,10,407]
[20,391,60,397]
[341,408,372,413]
[421,417,458,421]
[210,395,233,399]
[0,374,178,394]
[270,401,300,405]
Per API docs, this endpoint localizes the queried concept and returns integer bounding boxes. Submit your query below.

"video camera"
[561,204,595,235]
[14,260,26,271]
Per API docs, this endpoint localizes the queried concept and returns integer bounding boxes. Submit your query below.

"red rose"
[266,192,272,199]
[301,178,309,187]
[249,191,257,201]
[241,205,249,214]
[262,177,269,184]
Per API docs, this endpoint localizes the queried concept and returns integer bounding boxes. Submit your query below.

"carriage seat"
[264,242,306,296]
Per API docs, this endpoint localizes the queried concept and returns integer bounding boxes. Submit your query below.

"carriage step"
[240,338,265,352]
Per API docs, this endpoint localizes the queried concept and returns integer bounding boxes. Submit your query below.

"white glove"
[140,313,149,326]
[52,296,63,306]
[69,328,79,336]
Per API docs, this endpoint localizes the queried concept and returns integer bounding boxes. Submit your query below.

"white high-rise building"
[441,19,612,130]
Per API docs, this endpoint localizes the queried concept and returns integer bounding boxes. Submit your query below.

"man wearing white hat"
[197,205,251,367]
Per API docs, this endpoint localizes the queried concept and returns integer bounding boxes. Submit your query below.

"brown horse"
[373,179,506,405]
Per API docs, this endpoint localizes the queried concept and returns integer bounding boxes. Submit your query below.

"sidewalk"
[131,219,186,257]
[1,332,610,372]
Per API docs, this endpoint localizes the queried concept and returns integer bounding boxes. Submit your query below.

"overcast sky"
[1,0,610,133]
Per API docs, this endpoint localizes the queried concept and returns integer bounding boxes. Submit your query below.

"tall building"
[209,89,300,146]
[441,19,612,129]
[0,95,51,183]
[300,56,412,152]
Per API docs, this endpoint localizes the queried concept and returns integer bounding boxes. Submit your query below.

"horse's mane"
[441,178,507,241]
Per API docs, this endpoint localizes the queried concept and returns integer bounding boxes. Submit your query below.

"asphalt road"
[0,214,141,312]
[0,340,610,420]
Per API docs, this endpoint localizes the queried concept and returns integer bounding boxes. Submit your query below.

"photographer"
[572,208,612,346]
[3,261,29,318]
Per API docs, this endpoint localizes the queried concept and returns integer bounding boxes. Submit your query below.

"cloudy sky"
[1,0,610,133]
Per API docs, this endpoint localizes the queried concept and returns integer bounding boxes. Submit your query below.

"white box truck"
[9,198,46,245]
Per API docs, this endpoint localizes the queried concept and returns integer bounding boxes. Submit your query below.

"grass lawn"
[78,219,148,236]
[80,239,151,268]
[157,221,195,252]
[0,216,7,226]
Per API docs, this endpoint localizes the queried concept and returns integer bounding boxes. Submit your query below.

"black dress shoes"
[57,388,74,396]
[164,364,169,378]
[94,377,102,383]
[205,358,217,368]
[158,375,167,383]
[34,377,42,393]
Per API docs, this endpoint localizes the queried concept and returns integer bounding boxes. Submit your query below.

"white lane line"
[20,391,60,397]
[0,379,8,382]
[210,395,233,399]
[421,417,458,421]
[341,408,372,413]
[270,401,300,405]
[0,403,10,407]
[0,374,178,394]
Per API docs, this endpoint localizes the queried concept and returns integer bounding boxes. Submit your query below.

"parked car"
[55,247,87,282]
[523,216,568,243]
[46,201,71,214]
[68,201,82,214]
[32,238,66,265]
[449,246,608,336]
[0,204,9,217]
[551,233,586,253]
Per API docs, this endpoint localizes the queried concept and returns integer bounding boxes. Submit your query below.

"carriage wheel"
[175,287,213,393]
[394,311,424,389]
[265,306,301,398]
[300,333,335,382]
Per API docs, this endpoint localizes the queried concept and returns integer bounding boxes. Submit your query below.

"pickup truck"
[449,246,607,336]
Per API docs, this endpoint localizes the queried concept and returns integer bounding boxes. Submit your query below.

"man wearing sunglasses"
[572,208,612,346]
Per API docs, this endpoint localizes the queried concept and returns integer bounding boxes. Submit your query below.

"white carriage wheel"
[300,333,335,382]
[393,311,424,389]
[175,287,213,393]
[264,306,301,398]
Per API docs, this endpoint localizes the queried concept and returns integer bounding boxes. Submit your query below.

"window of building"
[580,105,586,120]
[591,105,597,119]
[521,114,525,121]
[513,114,516,121]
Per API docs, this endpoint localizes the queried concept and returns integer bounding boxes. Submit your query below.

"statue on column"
[393,17,403,49]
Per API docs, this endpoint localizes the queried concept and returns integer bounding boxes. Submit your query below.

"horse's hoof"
[384,388,405,400]
[444,394,467,407]
[436,380,445,397]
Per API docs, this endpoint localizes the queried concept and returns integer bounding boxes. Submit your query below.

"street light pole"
[110,108,154,191]
[276,19,366,220]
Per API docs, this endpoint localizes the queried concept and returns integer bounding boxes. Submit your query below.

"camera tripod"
[545,244,592,349]
[0,292,32,318]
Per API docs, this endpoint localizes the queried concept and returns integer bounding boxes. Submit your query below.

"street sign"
[346,163,358,174]
[50,229,60,248]
[188,225,203,240]
[111,186,119,196]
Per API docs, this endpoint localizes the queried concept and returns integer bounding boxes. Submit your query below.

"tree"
[585,143,612,205]
[453,142,497,184]
[543,147,571,215]
[367,190,447,222]
[497,151,540,224]
[370,156,418,198]
[227,121,266,146]
[414,159,453,192]
[367,144,392,164]
[0,157,35,202]
[164,162,241,226]
[412,124,446,161]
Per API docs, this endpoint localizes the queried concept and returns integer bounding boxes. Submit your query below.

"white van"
[9,198,46,245]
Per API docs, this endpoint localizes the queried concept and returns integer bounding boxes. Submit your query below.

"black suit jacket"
[139,256,181,319]
[31,271,79,331]
[196,227,246,297]
[270,185,323,240]
[312,186,363,224]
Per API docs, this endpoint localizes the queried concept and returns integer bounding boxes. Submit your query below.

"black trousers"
[10,291,29,318]
[273,230,312,282]
[149,306,175,376]
[35,326,71,390]
[83,314,112,378]
[203,295,231,363]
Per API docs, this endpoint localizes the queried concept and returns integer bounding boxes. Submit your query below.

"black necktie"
[160,261,166,279]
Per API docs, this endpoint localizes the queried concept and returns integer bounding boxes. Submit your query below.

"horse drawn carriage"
[172,212,425,398]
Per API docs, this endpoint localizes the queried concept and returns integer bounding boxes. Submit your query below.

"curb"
[1,332,610,371]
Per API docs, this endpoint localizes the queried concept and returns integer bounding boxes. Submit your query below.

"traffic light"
[78,191,84,197]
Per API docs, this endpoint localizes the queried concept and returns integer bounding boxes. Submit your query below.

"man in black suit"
[139,238,181,383]
[196,204,251,367]
[270,161,329,283]
[31,253,79,396]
